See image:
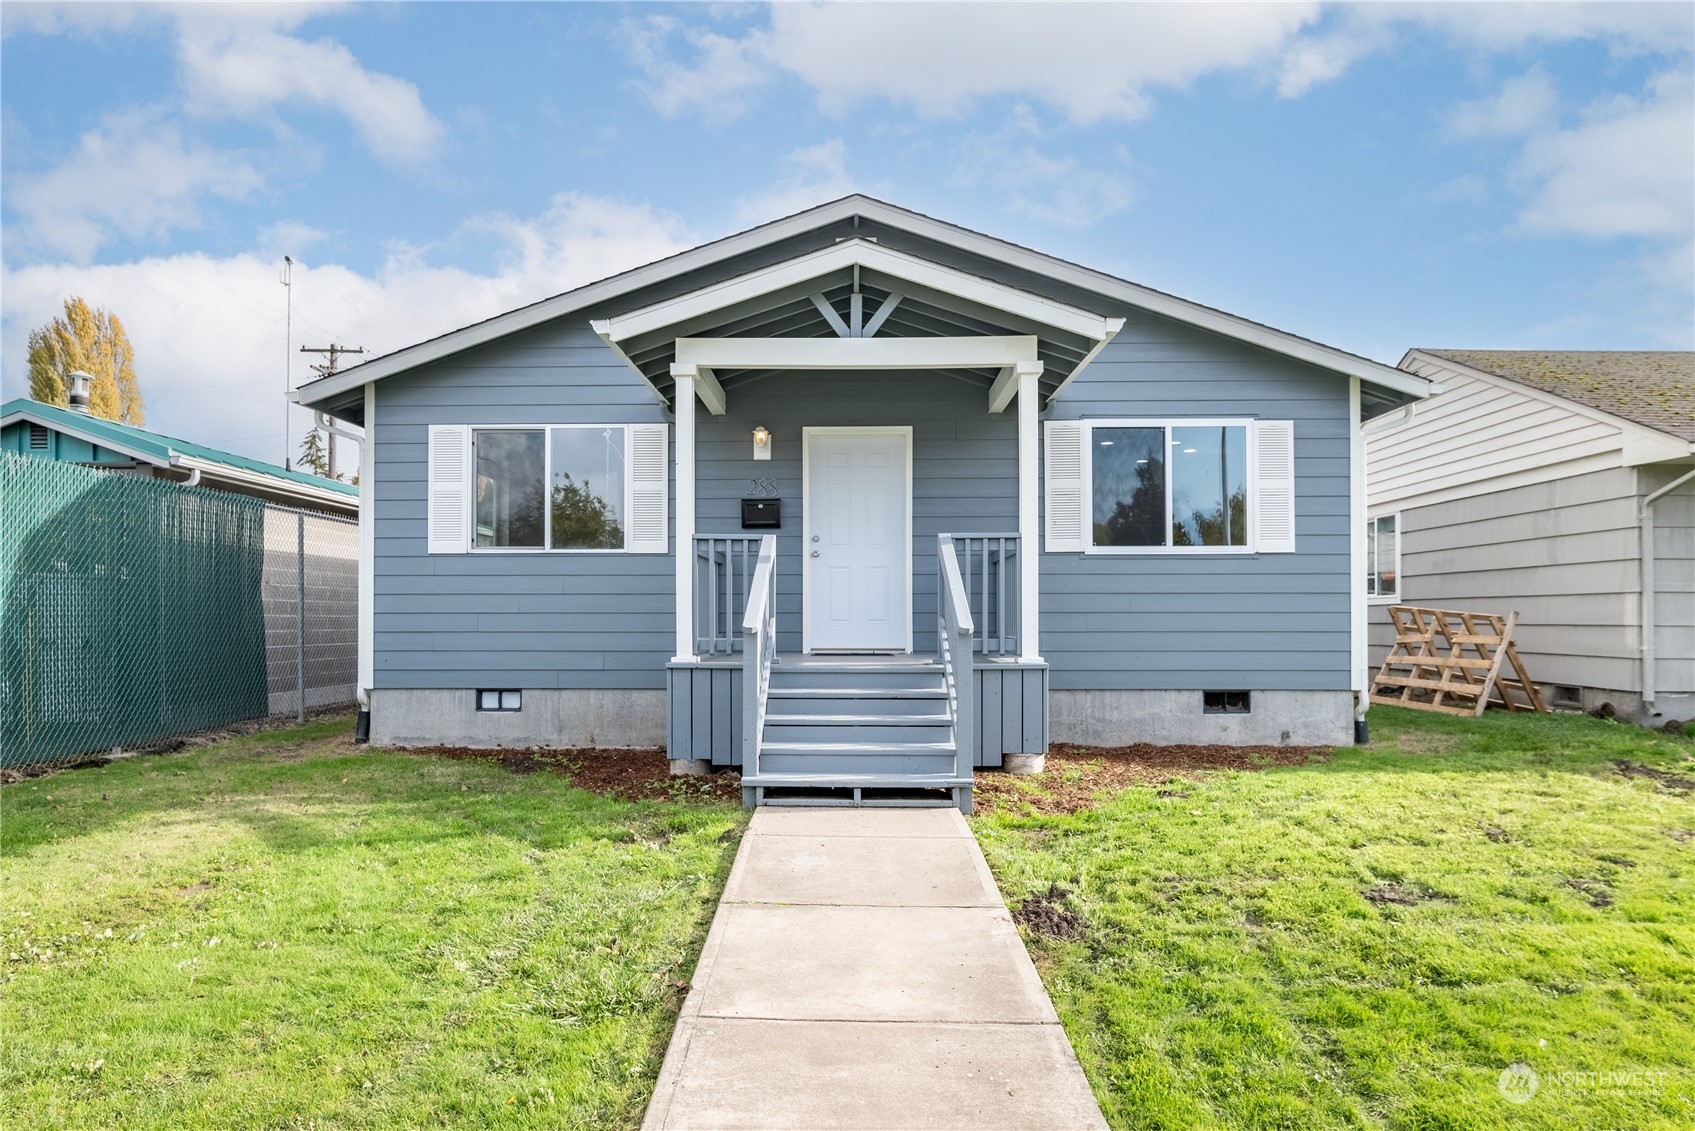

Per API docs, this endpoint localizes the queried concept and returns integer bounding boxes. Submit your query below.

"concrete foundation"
[369,688,666,749]
[669,758,711,777]
[1002,753,1045,774]
[1050,689,1353,747]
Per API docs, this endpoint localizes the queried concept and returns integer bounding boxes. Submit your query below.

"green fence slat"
[1,454,271,768]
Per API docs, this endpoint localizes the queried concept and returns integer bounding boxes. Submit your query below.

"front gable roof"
[295,195,1434,422]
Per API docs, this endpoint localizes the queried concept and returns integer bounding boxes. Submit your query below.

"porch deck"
[668,535,1049,811]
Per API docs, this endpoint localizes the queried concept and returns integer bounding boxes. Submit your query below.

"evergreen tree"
[298,428,331,477]
[27,297,145,425]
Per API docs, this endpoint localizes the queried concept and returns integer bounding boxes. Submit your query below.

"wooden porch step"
[768,713,952,727]
[767,686,947,699]
[742,773,974,788]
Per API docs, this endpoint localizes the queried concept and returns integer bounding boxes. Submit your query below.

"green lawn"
[975,707,1695,1130]
[1,719,745,1130]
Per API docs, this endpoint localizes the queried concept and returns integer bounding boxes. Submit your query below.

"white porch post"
[672,366,697,662]
[1017,362,1042,662]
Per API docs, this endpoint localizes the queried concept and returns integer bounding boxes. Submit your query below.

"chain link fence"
[1,454,358,771]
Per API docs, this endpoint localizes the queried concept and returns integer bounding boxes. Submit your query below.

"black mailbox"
[741,498,781,529]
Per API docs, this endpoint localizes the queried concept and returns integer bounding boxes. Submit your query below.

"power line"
[298,342,365,479]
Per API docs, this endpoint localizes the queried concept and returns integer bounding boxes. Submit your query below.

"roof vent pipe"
[66,370,93,414]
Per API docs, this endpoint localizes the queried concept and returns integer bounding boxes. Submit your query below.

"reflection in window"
[551,427,625,549]
[1367,514,1398,597]
[1092,427,1165,546]
[475,430,544,547]
[1171,426,1248,547]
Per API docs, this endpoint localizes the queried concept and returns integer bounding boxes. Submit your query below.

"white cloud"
[0,194,696,461]
[175,18,443,166]
[628,2,1691,123]
[629,3,1322,123]
[1431,173,1489,206]
[623,14,773,126]
[1515,70,1694,242]
[1446,69,1559,139]
[734,139,860,226]
[1279,3,1693,97]
[6,3,443,167]
[954,114,1134,228]
[8,109,264,261]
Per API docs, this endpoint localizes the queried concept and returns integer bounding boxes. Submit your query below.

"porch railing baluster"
[937,532,1019,657]
[693,535,765,655]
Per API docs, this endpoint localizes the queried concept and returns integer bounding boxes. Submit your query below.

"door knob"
[811,550,820,558]
[811,535,820,542]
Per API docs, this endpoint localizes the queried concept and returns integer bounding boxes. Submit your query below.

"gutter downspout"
[1639,464,1695,720]
[1353,399,1422,742]
[314,404,374,742]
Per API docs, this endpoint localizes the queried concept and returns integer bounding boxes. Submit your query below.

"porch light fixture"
[752,425,772,461]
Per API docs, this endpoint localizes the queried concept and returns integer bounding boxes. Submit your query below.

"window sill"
[1082,546,1258,557]
[1367,595,1401,605]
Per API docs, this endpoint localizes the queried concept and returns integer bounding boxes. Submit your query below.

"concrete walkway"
[642,807,1107,1131]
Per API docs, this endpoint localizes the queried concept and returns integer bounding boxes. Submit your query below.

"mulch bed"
[973,742,1329,815]
[413,745,743,803]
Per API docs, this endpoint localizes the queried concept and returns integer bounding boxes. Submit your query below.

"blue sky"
[3,2,1691,466]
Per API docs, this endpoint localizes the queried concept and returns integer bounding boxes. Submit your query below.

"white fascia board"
[675,335,1039,371]
[296,193,1436,408]
[601,239,1115,344]
[1401,349,1693,461]
[592,323,675,409]
[0,408,171,468]
[1039,317,1124,405]
[175,456,358,511]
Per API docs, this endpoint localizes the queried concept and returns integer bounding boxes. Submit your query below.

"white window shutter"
[1044,421,1086,553]
[427,425,471,554]
[626,424,669,554]
[1252,420,1296,553]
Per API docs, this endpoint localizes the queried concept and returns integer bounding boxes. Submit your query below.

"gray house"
[295,197,1435,809]
[1368,350,1694,723]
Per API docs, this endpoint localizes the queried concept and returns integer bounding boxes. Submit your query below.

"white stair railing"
[740,535,778,788]
[937,535,977,805]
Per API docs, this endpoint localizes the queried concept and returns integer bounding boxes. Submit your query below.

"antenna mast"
[280,256,294,470]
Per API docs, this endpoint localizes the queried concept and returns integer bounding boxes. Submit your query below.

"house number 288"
[746,478,778,497]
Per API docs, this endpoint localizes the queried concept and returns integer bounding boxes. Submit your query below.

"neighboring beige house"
[1367,350,1695,723]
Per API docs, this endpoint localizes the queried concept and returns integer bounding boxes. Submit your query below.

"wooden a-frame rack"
[1370,605,1546,717]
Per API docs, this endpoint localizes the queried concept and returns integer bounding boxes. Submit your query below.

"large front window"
[1091,421,1249,550]
[474,426,628,550]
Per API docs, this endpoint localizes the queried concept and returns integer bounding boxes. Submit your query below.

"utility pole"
[299,343,365,479]
[280,257,293,469]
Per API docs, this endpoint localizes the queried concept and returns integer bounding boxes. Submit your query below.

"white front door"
[804,427,912,652]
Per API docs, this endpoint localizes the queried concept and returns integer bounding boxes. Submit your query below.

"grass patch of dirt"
[1012,883,1088,940]
[975,742,1328,815]
[412,745,742,803]
[1614,759,1695,792]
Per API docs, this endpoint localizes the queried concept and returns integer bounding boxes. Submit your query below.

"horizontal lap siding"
[1368,361,1628,511]
[695,371,1017,655]
[1648,470,1694,694]
[1042,318,1352,692]
[1366,467,1644,692]
[373,320,672,691]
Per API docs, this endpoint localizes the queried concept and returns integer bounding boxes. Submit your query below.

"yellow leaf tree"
[27,297,145,425]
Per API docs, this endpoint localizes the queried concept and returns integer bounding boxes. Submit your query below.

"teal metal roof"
[0,397,357,499]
